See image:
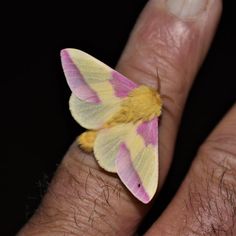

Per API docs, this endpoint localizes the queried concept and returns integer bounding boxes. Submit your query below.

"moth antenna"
[155,68,176,119]
[155,67,174,103]
[156,67,161,92]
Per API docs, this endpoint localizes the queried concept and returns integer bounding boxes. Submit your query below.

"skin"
[18,0,236,235]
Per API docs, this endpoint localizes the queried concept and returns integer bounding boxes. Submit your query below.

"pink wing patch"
[137,118,158,146]
[116,143,150,203]
[110,71,138,98]
[115,118,158,203]
[61,49,100,103]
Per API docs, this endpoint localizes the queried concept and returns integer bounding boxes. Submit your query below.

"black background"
[1,1,235,235]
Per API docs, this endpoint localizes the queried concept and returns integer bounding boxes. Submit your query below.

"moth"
[61,48,162,203]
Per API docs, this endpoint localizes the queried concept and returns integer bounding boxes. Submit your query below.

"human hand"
[18,0,235,235]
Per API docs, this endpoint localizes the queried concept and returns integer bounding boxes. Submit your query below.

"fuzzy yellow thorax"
[106,85,162,126]
[78,85,162,152]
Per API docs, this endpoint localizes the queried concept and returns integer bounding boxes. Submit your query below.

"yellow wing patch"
[93,124,134,172]
[69,94,121,130]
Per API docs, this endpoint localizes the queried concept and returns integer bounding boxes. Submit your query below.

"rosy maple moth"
[60,48,162,203]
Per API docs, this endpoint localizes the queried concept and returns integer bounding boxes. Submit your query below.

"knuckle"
[199,133,236,170]
[182,136,236,235]
[135,15,197,91]
[119,19,198,123]
[197,135,236,196]
[120,13,199,93]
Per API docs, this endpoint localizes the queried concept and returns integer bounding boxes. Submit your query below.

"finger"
[145,104,236,235]
[19,0,221,235]
[117,0,222,185]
